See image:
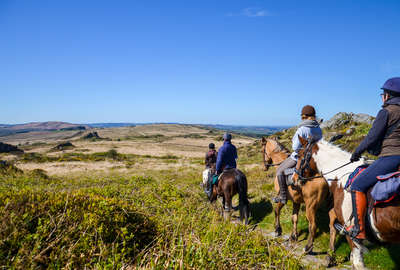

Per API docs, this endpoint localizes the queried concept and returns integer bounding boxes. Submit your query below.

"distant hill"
[201,124,289,137]
[0,122,89,137]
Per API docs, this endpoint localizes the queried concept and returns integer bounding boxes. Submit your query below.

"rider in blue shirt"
[206,133,238,198]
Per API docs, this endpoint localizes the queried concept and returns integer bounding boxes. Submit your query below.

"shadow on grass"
[250,198,273,224]
[387,244,400,269]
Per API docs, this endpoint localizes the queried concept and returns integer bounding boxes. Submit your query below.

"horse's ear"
[298,135,308,146]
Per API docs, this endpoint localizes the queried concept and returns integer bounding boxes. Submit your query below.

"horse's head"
[292,135,320,185]
[261,136,288,171]
[261,137,272,171]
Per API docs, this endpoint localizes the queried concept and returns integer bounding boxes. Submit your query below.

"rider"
[348,77,400,241]
[273,105,323,204]
[206,133,238,198]
[205,143,218,168]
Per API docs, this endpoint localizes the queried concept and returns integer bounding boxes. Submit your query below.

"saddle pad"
[344,165,368,189]
[371,171,400,205]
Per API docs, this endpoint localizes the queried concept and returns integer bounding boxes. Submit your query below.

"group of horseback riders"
[204,77,400,243]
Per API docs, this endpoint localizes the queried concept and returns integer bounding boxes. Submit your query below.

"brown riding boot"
[347,191,367,240]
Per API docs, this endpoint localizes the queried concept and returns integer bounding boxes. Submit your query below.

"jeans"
[351,155,400,192]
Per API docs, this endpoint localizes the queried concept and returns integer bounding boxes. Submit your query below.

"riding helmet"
[209,143,215,149]
[382,77,400,96]
[301,105,316,116]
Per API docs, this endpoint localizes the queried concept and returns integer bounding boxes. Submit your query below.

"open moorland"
[1,122,399,269]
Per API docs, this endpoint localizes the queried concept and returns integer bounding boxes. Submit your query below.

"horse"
[261,137,290,171]
[300,138,400,269]
[263,136,329,254]
[209,168,250,225]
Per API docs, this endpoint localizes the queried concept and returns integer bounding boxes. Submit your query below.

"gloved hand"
[350,152,361,163]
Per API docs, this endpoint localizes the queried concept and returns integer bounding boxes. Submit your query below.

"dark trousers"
[351,155,400,192]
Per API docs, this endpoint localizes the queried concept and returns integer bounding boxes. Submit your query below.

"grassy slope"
[0,128,302,270]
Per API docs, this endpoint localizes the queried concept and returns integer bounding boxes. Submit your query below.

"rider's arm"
[234,147,238,160]
[216,149,223,174]
[353,109,388,156]
[291,127,303,153]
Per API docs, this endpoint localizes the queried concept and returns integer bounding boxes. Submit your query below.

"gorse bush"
[0,189,157,269]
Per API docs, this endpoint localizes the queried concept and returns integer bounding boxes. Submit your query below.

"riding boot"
[347,191,367,240]
[273,175,288,204]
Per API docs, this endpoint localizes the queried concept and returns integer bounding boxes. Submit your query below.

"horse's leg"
[290,203,300,241]
[239,201,250,225]
[223,192,232,221]
[352,242,367,270]
[304,202,317,254]
[326,208,338,267]
[274,202,284,237]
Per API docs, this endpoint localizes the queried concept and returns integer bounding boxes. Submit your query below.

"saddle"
[345,166,400,206]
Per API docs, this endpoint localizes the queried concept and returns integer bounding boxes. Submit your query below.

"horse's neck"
[271,151,288,163]
[314,140,364,186]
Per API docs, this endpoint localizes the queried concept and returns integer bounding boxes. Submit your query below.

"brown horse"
[263,136,329,254]
[301,139,400,269]
[209,168,250,224]
[261,137,289,171]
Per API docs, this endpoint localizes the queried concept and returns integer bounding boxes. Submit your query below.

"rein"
[295,161,353,181]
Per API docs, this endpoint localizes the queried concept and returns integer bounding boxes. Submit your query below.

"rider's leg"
[273,157,297,204]
[349,155,400,239]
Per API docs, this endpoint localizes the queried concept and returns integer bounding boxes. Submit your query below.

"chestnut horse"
[261,137,289,171]
[209,168,250,224]
[301,139,400,269]
[262,137,329,253]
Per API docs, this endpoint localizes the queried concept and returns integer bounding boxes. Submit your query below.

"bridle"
[294,139,320,183]
[294,139,353,184]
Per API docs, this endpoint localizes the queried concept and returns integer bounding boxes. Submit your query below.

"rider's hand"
[350,152,361,163]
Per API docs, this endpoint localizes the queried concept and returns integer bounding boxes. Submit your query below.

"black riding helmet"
[209,143,215,149]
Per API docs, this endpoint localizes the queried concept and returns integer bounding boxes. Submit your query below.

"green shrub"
[0,190,157,269]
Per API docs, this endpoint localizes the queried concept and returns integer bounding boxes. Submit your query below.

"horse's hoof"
[303,245,313,254]
[274,227,282,237]
[325,255,336,268]
[290,233,298,242]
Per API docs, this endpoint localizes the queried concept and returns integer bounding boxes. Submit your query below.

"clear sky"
[1,0,399,125]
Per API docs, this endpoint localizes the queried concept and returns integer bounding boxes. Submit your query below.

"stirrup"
[333,223,364,245]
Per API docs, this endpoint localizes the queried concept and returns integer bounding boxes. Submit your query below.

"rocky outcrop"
[321,112,374,129]
[82,132,101,140]
[53,142,75,151]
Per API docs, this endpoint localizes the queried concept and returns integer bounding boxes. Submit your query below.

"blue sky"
[1,0,399,125]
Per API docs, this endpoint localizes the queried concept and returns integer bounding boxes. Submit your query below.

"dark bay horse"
[209,168,250,225]
[301,138,400,269]
[265,136,329,254]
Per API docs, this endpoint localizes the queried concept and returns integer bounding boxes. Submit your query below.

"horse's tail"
[235,170,249,206]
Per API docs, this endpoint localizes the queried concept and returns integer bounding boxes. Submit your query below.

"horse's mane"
[314,140,364,186]
[268,138,290,154]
